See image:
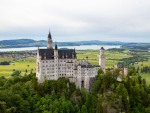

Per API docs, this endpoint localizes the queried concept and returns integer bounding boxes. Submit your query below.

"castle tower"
[124,67,128,77]
[54,44,58,80]
[97,47,106,69]
[47,31,53,49]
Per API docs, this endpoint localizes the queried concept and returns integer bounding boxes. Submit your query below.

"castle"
[36,31,106,91]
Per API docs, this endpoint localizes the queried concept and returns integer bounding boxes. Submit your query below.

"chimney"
[62,53,64,59]
[72,52,74,58]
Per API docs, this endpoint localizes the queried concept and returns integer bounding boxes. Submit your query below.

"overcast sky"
[0,0,150,42]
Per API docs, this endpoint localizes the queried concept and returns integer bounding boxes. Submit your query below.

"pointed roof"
[101,47,105,50]
[48,31,52,39]
[55,44,58,50]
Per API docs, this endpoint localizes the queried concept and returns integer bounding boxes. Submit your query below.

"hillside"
[0,39,129,48]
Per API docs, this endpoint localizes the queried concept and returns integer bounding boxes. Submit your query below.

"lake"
[0,45,121,52]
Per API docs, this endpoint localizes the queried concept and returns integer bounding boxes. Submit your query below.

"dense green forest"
[122,44,150,51]
[1,68,150,113]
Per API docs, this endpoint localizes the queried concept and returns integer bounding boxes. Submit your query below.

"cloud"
[0,0,150,42]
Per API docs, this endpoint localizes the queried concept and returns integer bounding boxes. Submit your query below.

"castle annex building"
[36,31,106,91]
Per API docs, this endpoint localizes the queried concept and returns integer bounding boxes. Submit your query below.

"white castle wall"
[36,49,102,91]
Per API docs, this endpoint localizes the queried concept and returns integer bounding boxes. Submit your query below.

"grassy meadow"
[133,56,150,84]
[0,57,36,77]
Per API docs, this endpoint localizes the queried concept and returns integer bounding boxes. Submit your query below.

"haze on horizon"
[0,0,150,42]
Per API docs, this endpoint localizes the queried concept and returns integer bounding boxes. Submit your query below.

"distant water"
[0,45,121,52]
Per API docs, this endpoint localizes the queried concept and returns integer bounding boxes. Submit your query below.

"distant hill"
[0,39,141,48]
[0,39,35,45]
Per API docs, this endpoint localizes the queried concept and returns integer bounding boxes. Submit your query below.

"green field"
[133,57,150,84]
[0,58,14,62]
[0,57,36,77]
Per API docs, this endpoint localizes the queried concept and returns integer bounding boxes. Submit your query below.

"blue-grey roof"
[48,31,52,39]
[39,49,76,60]
[81,64,95,68]
[118,65,122,68]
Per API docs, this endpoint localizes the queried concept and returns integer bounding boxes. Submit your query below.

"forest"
[117,55,148,67]
[0,61,10,65]
[0,68,150,113]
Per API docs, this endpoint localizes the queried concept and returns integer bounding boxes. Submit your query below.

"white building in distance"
[36,31,106,91]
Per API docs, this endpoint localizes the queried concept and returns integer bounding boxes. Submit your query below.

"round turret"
[100,47,105,55]
[124,67,128,76]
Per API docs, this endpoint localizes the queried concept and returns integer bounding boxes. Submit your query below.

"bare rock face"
[89,77,96,92]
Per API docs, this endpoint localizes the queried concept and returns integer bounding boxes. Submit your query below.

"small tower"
[47,31,53,49]
[54,44,58,56]
[124,67,128,77]
[97,47,106,69]
[85,57,88,65]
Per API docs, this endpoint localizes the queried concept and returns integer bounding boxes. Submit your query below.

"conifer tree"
[81,105,88,113]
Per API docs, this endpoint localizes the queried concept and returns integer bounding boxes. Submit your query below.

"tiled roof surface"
[39,49,76,60]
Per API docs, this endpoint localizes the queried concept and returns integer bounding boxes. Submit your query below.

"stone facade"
[36,31,106,92]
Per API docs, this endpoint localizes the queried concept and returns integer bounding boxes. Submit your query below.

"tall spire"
[55,44,58,50]
[47,30,53,49]
[48,30,52,39]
